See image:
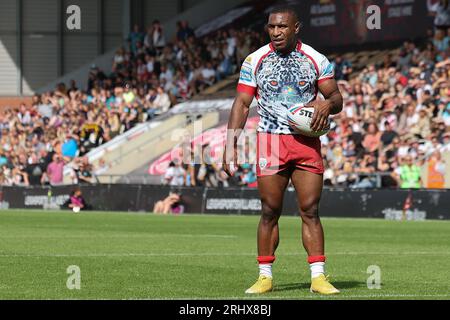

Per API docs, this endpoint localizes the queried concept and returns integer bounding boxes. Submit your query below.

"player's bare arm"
[223,91,254,176]
[307,79,343,132]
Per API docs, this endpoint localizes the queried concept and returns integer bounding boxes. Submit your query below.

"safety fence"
[0,185,449,221]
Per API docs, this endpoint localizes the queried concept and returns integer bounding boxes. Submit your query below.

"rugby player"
[223,6,343,295]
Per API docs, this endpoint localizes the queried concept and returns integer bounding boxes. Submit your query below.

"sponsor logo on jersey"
[259,157,268,169]
[240,66,253,82]
[265,93,312,105]
[321,63,334,77]
[298,56,310,64]
[265,57,278,63]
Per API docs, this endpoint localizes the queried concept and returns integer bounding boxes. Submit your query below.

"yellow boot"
[245,275,273,294]
[310,274,340,295]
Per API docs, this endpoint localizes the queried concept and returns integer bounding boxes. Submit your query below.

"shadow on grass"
[274,280,364,292]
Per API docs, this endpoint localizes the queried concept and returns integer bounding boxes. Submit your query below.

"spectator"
[122,83,136,104]
[377,154,396,186]
[216,168,231,188]
[143,26,154,50]
[153,191,184,214]
[79,117,104,154]
[24,153,46,186]
[225,29,237,59]
[236,36,251,65]
[240,163,257,187]
[164,161,185,186]
[441,132,450,152]
[333,55,353,81]
[411,108,431,138]
[362,123,381,154]
[200,61,217,87]
[74,157,94,184]
[62,187,91,212]
[112,47,126,72]
[398,104,418,135]
[173,69,190,101]
[196,144,218,187]
[136,58,148,82]
[128,24,145,55]
[426,150,446,188]
[0,166,13,186]
[432,29,450,52]
[61,134,79,159]
[323,160,335,186]
[12,166,29,186]
[217,53,233,80]
[177,20,195,41]
[392,156,422,188]
[335,161,358,187]
[351,152,378,188]
[380,121,399,147]
[46,154,65,186]
[150,20,166,53]
[152,87,171,115]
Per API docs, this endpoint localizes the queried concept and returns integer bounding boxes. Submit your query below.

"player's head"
[266,5,300,54]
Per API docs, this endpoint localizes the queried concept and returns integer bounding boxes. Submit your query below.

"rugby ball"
[287,103,330,137]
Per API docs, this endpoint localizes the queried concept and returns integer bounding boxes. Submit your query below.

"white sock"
[259,264,273,278]
[310,262,325,279]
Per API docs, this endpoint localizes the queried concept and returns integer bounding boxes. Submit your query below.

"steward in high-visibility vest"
[398,164,421,188]
[427,155,445,189]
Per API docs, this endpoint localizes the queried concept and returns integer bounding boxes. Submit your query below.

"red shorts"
[256,132,324,177]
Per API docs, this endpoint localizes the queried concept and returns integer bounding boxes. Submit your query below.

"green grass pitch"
[0,209,449,300]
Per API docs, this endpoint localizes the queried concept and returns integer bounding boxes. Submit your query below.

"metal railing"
[80,172,396,188]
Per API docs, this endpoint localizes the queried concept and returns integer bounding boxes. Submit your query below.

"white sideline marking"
[0,252,449,258]
[0,234,237,239]
[332,251,450,255]
[0,253,239,258]
[153,294,450,300]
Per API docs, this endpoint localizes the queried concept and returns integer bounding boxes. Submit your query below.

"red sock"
[307,255,326,264]
[257,256,276,264]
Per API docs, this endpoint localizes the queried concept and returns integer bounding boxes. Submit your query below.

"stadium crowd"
[0,20,264,187]
[321,28,449,189]
[0,16,448,189]
[165,27,450,189]
[116,21,266,102]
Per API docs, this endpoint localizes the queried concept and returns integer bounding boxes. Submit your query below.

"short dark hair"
[269,5,300,23]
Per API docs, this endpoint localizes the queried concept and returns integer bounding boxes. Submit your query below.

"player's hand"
[306,100,332,132]
[222,144,238,177]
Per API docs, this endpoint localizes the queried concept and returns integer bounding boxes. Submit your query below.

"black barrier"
[0,185,449,220]
[0,185,204,213]
[319,188,450,220]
